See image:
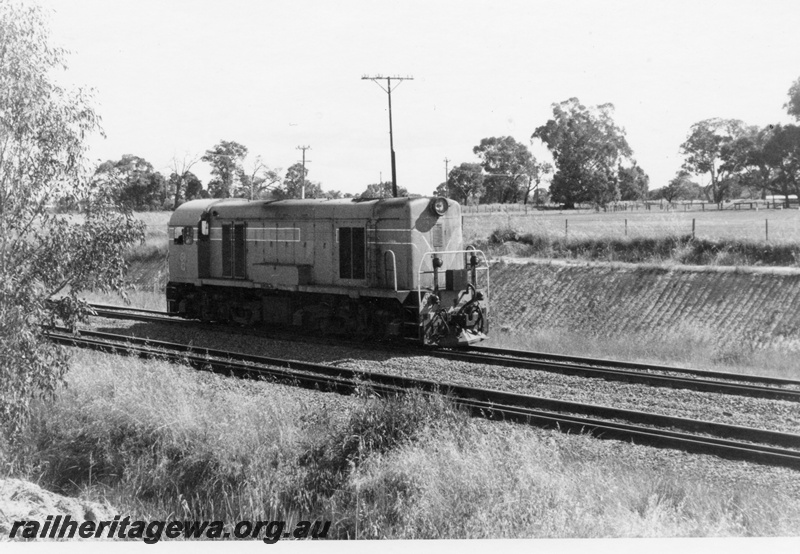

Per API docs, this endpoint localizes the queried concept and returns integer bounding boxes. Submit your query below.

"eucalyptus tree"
[202,140,248,198]
[0,2,144,431]
[533,98,634,208]
[473,136,534,204]
[679,118,748,203]
[446,162,485,204]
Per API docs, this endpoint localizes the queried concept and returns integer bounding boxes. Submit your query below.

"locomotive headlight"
[430,197,449,216]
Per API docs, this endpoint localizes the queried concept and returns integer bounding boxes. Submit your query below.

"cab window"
[174,226,193,245]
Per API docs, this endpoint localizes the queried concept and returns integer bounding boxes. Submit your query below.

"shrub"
[489,227,800,266]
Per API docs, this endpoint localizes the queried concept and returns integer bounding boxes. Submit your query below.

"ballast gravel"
[84,318,800,438]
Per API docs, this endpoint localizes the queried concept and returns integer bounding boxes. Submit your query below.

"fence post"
[565,219,568,240]
[766,219,769,241]
[692,218,695,239]
[625,218,628,236]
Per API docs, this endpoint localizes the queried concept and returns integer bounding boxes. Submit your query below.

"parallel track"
[88,303,800,402]
[48,326,800,470]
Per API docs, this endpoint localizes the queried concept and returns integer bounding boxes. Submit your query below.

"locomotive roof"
[169,196,448,225]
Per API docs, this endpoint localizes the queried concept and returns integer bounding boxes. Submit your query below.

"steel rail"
[430,348,800,402]
[468,344,800,387]
[47,327,800,469]
[86,303,800,402]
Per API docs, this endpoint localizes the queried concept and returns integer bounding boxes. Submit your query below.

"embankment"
[490,259,800,352]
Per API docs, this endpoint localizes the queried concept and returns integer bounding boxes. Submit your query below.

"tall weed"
[488,228,800,266]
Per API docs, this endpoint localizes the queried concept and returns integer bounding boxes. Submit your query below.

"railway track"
[88,303,800,402]
[48,326,800,470]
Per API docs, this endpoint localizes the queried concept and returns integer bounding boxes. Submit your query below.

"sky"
[37,0,800,197]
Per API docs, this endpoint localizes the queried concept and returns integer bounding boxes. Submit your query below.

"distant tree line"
[435,98,649,209]
[88,140,355,211]
[90,139,439,210]
[649,83,800,203]
[437,76,800,208]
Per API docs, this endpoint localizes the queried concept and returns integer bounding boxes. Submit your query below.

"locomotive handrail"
[383,250,398,292]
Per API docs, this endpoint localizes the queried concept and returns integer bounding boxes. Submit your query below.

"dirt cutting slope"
[490,259,800,352]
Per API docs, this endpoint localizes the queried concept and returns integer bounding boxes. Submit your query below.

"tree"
[274,163,324,199]
[445,162,485,204]
[658,170,696,202]
[522,160,553,205]
[168,170,204,203]
[762,124,800,200]
[359,181,409,199]
[238,156,280,200]
[786,76,800,121]
[168,153,199,208]
[202,140,248,198]
[473,137,534,203]
[618,164,649,201]
[723,125,774,199]
[680,118,748,203]
[533,98,634,208]
[0,3,144,432]
[94,155,166,210]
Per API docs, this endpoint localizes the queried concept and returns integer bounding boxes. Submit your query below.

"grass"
[484,228,800,266]
[464,209,800,246]
[3,349,800,538]
[484,324,800,381]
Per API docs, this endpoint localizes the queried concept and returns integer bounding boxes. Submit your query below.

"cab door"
[336,221,367,286]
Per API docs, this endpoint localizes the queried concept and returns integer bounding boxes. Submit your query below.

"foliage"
[533,98,635,208]
[293,391,456,513]
[202,140,248,198]
[94,155,167,210]
[655,170,699,202]
[168,170,205,204]
[679,118,748,203]
[274,162,324,199]
[238,155,281,200]
[761,124,800,198]
[444,162,485,204]
[723,125,775,199]
[167,154,200,208]
[487,228,800,266]
[786,75,800,121]
[360,181,409,199]
[0,2,145,433]
[617,164,649,201]
[472,136,536,204]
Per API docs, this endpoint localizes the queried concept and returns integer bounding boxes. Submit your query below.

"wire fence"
[462,199,800,214]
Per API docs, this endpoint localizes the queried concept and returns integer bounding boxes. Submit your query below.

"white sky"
[38,0,800,196]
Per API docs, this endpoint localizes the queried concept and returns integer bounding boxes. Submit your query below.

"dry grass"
[485,326,800,381]
[3,348,800,538]
[464,209,800,246]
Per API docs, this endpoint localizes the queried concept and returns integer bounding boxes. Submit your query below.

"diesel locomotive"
[166,196,489,345]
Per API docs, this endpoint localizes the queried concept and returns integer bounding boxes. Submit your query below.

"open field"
[4,349,800,539]
[464,208,800,245]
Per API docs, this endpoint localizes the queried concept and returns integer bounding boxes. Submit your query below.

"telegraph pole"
[296,145,311,199]
[362,75,413,197]
[444,157,450,197]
